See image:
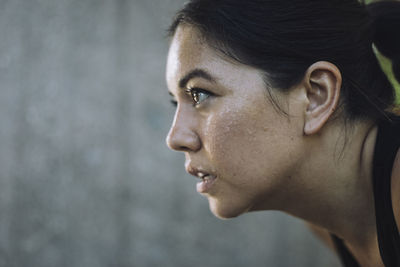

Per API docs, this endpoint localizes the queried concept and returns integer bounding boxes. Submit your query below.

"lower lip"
[196,177,217,193]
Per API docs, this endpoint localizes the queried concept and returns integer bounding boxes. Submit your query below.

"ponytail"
[367,1,400,83]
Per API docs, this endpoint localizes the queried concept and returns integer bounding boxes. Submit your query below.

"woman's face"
[166,26,307,218]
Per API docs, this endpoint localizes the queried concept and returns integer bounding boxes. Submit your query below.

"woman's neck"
[284,119,379,249]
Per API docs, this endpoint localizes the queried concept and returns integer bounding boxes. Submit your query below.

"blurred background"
[5,0,396,266]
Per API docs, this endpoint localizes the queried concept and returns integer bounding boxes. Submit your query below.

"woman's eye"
[186,88,212,106]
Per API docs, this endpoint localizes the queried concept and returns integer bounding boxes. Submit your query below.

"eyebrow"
[178,68,216,89]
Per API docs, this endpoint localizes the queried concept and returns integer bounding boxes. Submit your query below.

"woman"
[165,0,400,266]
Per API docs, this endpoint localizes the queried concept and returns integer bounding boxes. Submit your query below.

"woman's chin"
[208,197,248,219]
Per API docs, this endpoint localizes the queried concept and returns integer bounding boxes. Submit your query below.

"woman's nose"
[166,111,201,152]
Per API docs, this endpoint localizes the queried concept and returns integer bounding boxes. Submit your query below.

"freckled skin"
[166,26,307,218]
[166,25,397,266]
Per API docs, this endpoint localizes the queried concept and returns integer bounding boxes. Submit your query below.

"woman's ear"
[303,61,342,135]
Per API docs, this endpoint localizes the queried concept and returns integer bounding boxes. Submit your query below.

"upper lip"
[186,165,214,179]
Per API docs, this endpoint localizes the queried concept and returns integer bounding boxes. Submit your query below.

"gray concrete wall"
[0,0,341,266]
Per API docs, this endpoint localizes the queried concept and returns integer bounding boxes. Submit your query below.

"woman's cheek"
[204,110,264,183]
[205,110,247,162]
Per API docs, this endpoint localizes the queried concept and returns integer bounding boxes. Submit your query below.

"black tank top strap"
[373,114,400,266]
[331,234,360,267]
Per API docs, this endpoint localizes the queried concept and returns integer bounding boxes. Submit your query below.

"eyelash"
[185,87,213,106]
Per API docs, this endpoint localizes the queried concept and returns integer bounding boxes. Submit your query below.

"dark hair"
[168,0,400,120]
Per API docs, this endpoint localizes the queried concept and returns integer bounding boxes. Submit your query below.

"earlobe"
[303,61,342,135]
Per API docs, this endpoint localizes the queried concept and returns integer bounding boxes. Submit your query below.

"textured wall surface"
[0,1,341,266]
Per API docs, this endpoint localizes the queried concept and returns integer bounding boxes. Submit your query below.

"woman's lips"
[186,167,217,193]
[196,174,217,193]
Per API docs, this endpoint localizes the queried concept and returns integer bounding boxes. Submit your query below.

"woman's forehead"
[166,26,219,90]
[167,27,208,70]
[167,26,259,87]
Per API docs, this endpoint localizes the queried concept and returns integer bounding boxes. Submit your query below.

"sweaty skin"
[166,25,393,266]
[166,25,307,218]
